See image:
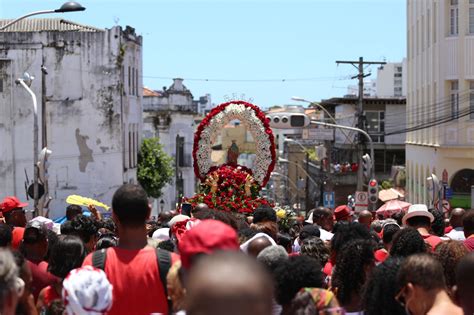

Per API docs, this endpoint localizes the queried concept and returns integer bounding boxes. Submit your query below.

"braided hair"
[332,239,375,307]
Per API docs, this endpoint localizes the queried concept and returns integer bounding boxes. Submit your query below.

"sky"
[0,0,406,108]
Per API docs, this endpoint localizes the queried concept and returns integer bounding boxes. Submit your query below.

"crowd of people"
[0,185,474,315]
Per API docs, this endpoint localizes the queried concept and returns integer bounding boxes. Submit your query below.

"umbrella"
[376,199,411,218]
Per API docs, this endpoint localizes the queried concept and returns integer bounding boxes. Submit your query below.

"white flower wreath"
[193,101,275,187]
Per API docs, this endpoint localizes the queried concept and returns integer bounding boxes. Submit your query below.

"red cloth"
[374,249,389,263]
[444,226,453,234]
[11,227,24,250]
[178,220,239,269]
[422,234,442,251]
[42,285,61,306]
[323,260,334,277]
[27,260,57,301]
[464,237,474,251]
[83,247,178,315]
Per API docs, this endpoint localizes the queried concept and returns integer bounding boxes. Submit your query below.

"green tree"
[137,138,174,198]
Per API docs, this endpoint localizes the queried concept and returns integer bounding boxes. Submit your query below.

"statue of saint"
[226,140,240,164]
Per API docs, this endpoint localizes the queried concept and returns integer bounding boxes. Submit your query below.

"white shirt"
[445,227,465,241]
[319,228,334,241]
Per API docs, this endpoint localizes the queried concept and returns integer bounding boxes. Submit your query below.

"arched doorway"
[450,169,474,208]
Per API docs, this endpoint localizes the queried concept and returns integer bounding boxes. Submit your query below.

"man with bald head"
[247,236,273,257]
[445,208,466,240]
[357,210,373,229]
[185,251,273,315]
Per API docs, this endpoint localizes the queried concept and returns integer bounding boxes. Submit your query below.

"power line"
[142,75,353,82]
[384,106,474,136]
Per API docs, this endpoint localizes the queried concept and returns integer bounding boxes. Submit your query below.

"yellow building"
[406,0,474,208]
[211,122,256,165]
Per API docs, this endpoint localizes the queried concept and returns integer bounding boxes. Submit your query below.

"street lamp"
[0,2,86,31]
[15,73,40,216]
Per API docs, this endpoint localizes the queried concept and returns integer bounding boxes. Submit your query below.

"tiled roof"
[0,18,103,32]
[143,87,162,97]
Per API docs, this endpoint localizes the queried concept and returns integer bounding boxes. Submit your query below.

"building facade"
[376,59,408,97]
[142,79,199,214]
[0,19,142,218]
[406,0,474,208]
[320,97,406,206]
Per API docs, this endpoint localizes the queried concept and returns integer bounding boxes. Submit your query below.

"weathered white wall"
[142,80,198,215]
[0,25,142,219]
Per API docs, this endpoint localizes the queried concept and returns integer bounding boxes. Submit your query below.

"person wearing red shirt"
[0,196,28,250]
[83,184,176,315]
[374,221,400,263]
[21,221,57,301]
[462,210,474,251]
[402,204,442,251]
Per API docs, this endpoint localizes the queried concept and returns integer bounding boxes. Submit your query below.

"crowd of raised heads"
[0,187,474,315]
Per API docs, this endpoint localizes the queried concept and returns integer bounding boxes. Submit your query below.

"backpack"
[92,247,173,314]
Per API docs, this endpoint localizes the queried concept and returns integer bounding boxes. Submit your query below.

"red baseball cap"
[334,205,351,221]
[178,219,239,269]
[0,196,28,213]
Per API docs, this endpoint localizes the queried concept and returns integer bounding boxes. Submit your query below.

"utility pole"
[335,57,386,191]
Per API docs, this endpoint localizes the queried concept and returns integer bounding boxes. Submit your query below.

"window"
[470,0,474,34]
[470,81,474,119]
[365,111,385,143]
[394,73,402,77]
[427,9,431,47]
[422,15,425,51]
[131,67,135,96]
[394,87,403,96]
[450,0,459,36]
[451,80,459,119]
[0,78,3,93]
[396,66,403,72]
[128,130,132,169]
[434,2,437,43]
[128,66,131,95]
[135,68,139,96]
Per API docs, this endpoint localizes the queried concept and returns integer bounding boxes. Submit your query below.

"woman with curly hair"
[331,239,375,314]
[362,257,406,315]
[300,237,330,267]
[434,240,468,295]
[390,227,428,257]
[325,222,372,277]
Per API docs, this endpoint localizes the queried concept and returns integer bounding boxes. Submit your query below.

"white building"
[0,19,142,218]
[142,79,199,214]
[193,94,213,115]
[376,60,408,97]
[346,79,377,97]
[406,0,474,208]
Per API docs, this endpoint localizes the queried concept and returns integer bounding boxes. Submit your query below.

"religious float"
[184,101,276,214]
